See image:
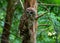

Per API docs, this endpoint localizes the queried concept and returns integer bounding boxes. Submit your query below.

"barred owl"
[19,7,36,38]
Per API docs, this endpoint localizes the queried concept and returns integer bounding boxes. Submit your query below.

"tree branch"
[38,2,60,7]
[35,11,48,20]
[38,24,50,27]
[19,0,24,9]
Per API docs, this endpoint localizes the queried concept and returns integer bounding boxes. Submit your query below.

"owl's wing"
[19,14,28,36]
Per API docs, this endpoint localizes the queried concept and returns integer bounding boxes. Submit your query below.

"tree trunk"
[19,0,38,43]
[1,0,17,43]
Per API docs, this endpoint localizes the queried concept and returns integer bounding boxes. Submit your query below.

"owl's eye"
[30,11,33,14]
[26,11,29,14]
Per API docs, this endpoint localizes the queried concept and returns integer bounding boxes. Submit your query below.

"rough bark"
[19,0,38,43]
[1,0,17,43]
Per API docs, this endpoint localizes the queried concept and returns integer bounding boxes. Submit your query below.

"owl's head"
[25,7,36,20]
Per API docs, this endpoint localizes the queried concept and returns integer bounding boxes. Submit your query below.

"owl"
[19,7,37,38]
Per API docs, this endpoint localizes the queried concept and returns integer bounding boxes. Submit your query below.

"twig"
[38,24,50,27]
[19,0,24,9]
[40,28,49,33]
[35,11,48,20]
[38,2,60,7]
